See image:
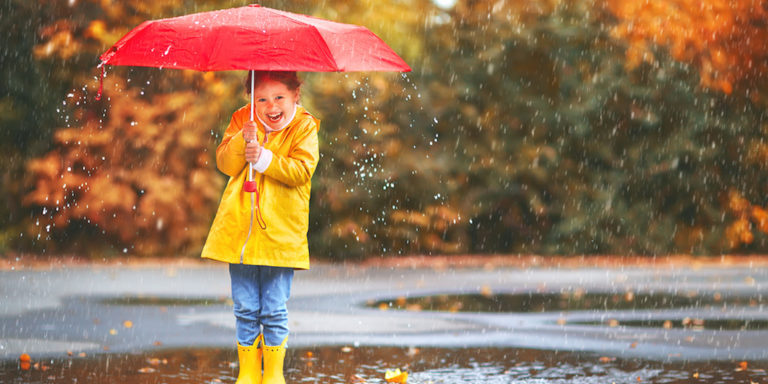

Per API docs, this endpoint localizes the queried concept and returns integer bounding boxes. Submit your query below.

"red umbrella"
[99,4,410,73]
[97,4,410,191]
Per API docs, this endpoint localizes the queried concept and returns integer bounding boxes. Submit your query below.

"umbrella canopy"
[99,4,411,73]
[96,4,411,195]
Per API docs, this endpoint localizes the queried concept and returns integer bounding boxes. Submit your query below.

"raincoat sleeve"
[215,112,248,177]
[263,119,320,187]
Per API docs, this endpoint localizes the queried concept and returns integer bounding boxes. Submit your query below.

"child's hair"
[244,71,302,95]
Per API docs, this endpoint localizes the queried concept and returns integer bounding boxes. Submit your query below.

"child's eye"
[275,96,284,100]
[257,98,267,102]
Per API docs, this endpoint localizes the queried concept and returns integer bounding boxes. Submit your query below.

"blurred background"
[1,0,767,260]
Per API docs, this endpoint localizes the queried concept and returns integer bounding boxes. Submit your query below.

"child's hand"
[245,140,262,163]
[243,120,261,163]
[243,120,258,143]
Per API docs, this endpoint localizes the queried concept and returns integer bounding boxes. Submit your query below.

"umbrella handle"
[243,70,257,193]
[244,164,257,192]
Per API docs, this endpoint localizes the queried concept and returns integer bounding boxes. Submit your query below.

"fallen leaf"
[147,358,162,366]
[599,356,615,363]
[138,367,156,373]
[19,354,31,371]
[350,374,367,383]
[405,304,423,311]
[608,319,620,327]
[629,342,638,349]
[556,317,567,325]
[109,329,117,335]
[737,361,748,371]
[341,346,353,353]
[385,369,408,384]
[123,320,133,328]
[692,372,699,379]
[663,320,673,329]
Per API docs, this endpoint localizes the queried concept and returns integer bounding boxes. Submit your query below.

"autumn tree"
[24,78,227,255]
[13,0,248,255]
[606,0,768,251]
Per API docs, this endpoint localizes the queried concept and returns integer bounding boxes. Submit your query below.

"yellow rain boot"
[236,335,263,384]
[262,337,287,384]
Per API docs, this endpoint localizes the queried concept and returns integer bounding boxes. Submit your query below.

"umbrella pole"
[244,70,257,192]
[249,69,255,184]
[240,70,257,261]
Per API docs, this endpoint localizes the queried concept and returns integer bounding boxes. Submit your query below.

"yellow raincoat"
[201,104,319,269]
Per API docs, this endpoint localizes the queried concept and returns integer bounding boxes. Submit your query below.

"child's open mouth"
[267,112,283,122]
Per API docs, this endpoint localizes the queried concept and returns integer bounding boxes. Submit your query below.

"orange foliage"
[607,0,768,95]
[724,190,768,249]
[24,78,226,255]
[389,205,465,253]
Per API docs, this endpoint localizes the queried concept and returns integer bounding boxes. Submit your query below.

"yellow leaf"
[385,368,408,383]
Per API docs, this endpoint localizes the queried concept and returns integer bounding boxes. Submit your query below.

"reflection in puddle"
[370,292,766,313]
[1,347,766,384]
[100,296,231,306]
[576,318,768,331]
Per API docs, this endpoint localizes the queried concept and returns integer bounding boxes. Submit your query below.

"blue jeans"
[229,264,294,347]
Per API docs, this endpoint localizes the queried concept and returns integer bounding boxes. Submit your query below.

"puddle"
[575,318,768,331]
[99,296,231,306]
[370,292,766,313]
[2,346,766,384]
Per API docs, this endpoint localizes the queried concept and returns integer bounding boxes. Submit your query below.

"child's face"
[252,80,299,130]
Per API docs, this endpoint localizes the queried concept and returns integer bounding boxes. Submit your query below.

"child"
[201,71,320,384]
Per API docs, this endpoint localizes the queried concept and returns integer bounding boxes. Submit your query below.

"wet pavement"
[4,345,767,384]
[1,261,767,362]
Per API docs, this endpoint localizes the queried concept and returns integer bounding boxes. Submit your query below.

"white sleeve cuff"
[253,148,273,173]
